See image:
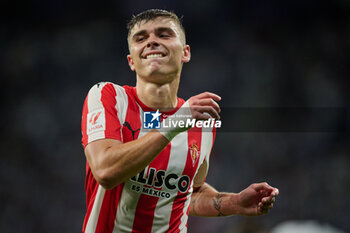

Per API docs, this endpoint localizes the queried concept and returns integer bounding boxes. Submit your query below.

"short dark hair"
[127,9,186,44]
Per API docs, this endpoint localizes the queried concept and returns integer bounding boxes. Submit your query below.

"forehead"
[129,17,181,37]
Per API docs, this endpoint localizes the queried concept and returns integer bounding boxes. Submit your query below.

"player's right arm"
[85,131,169,189]
[83,85,221,190]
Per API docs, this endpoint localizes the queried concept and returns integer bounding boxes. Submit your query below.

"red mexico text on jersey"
[81,82,216,233]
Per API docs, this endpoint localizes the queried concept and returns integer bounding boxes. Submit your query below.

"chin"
[141,69,178,84]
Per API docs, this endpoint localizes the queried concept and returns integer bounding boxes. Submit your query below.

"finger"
[192,112,211,120]
[262,203,274,210]
[261,196,271,204]
[262,196,276,204]
[259,202,274,214]
[193,92,221,101]
[197,98,221,113]
[258,205,270,215]
[252,182,279,196]
[260,203,274,211]
[272,188,279,197]
[193,105,220,120]
[261,201,275,212]
[260,196,275,212]
[252,182,273,190]
[192,110,219,121]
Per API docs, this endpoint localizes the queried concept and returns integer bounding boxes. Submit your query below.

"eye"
[136,37,145,42]
[159,34,170,38]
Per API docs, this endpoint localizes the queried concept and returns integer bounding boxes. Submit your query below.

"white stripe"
[113,180,142,233]
[87,83,106,144]
[179,128,214,231]
[180,226,188,233]
[86,83,128,144]
[113,105,147,233]
[151,131,189,233]
[85,185,106,233]
[199,128,214,174]
[87,83,106,111]
[114,85,128,142]
[179,193,191,232]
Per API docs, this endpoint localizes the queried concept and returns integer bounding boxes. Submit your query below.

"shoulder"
[87,82,121,94]
[86,82,133,100]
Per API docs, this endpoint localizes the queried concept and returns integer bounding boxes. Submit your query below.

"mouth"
[142,52,167,59]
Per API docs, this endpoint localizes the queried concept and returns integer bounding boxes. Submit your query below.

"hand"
[159,92,221,141]
[188,92,221,120]
[237,182,279,216]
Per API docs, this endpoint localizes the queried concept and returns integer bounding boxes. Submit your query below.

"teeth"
[146,53,163,59]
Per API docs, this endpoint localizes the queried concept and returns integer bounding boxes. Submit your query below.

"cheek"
[169,43,184,56]
[130,45,142,58]
[172,48,185,62]
[130,53,141,67]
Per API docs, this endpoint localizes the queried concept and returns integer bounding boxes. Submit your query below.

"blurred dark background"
[1,0,349,232]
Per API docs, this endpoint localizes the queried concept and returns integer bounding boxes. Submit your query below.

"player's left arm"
[189,163,279,217]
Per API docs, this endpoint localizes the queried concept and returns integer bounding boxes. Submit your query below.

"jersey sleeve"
[81,82,126,148]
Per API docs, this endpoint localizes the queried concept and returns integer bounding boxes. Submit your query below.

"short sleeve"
[81,82,124,148]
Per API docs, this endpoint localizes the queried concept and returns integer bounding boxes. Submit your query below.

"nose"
[146,34,160,48]
[147,40,160,48]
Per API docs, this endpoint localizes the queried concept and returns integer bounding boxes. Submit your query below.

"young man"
[81,9,279,233]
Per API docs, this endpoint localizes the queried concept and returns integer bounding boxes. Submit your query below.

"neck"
[136,75,180,111]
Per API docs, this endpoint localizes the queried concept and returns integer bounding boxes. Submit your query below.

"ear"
[181,45,191,63]
[127,55,136,71]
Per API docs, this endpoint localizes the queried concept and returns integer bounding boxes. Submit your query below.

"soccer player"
[81,9,279,233]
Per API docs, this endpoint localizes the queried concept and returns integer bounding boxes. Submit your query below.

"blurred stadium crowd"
[1,0,349,232]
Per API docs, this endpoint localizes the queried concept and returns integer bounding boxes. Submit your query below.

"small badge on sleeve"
[87,109,105,135]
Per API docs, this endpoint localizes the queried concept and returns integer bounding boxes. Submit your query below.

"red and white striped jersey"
[81,82,216,233]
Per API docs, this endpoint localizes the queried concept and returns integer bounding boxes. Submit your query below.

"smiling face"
[127,17,191,84]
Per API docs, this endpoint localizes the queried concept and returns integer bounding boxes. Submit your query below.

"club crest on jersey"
[189,143,200,167]
[87,109,105,135]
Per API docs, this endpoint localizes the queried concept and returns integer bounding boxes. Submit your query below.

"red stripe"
[168,128,203,232]
[185,206,190,228]
[82,93,96,233]
[101,83,122,141]
[95,184,125,233]
[131,145,172,233]
[81,94,89,148]
[211,126,216,157]
[122,86,142,142]
[202,126,216,185]
[82,162,99,232]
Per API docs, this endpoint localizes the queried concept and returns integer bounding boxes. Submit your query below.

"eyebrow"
[132,30,147,40]
[131,27,176,40]
[156,27,176,35]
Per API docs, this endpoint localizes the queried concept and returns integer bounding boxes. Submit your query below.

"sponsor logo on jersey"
[189,143,200,167]
[131,184,172,199]
[87,109,105,135]
[130,167,190,198]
